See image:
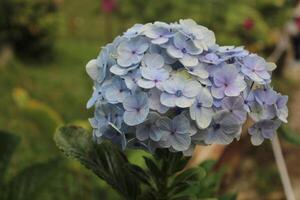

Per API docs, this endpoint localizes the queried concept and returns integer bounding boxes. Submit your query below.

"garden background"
[1,0,300,199]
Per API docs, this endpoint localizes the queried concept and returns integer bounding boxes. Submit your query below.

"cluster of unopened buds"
[86,19,288,155]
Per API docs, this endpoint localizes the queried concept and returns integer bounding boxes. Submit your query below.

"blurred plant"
[0,131,60,200]
[11,87,119,200]
[116,0,295,54]
[0,0,61,61]
[101,0,118,14]
[55,125,236,200]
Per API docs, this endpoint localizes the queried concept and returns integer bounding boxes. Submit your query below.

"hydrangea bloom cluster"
[86,19,288,154]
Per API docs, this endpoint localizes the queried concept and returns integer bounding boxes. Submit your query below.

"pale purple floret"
[103,78,130,104]
[202,111,242,145]
[253,87,278,106]
[211,64,247,98]
[248,101,276,122]
[218,46,249,60]
[122,69,142,91]
[160,76,201,108]
[275,95,288,123]
[248,119,281,145]
[123,91,149,126]
[144,22,174,44]
[138,67,169,89]
[222,96,247,123]
[199,52,225,65]
[136,112,162,141]
[167,33,201,66]
[149,44,176,64]
[156,114,191,151]
[241,54,271,84]
[148,88,169,114]
[189,87,214,129]
[117,37,149,67]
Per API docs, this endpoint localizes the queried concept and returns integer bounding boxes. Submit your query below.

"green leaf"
[54,125,140,200]
[128,164,153,187]
[0,131,20,186]
[278,125,300,147]
[4,159,60,200]
[200,160,217,172]
[172,167,206,186]
[144,156,162,178]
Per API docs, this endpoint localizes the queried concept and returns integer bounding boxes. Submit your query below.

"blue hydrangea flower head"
[85,19,288,153]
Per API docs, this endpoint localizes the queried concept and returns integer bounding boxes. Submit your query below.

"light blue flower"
[136,112,162,141]
[87,86,105,109]
[156,114,191,151]
[275,94,288,123]
[142,53,165,69]
[248,120,281,145]
[185,62,209,79]
[211,64,246,98]
[222,96,247,123]
[145,22,174,44]
[160,76,201,108]
[167,33,201,66]
[100,123,127,150]
[149,44,176,64]
[117,37,149,67]
[110,64,139,76]
[86,81,111,108]
[202,111,242,145]
[241,54,271,84]
[148,88,169,114]
[86,20,289,152]
[123,91,149,126]
[103,77,130,104]
[242,86,255,112]
[89,103,124,132]
[123,24,146,38]
[189,87,214,129]
[179,19,216,51]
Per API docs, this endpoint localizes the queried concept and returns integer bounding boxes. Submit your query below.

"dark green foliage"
[55,125,236,200]
[3,159,60,200]
[0,131,61,200]
[0,131,20,186]
[278,125,300,147]
[0,0,60,61]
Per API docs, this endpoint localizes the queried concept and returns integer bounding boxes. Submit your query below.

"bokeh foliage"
[0,0,61,60]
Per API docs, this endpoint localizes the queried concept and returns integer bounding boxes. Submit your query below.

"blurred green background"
[1,0,300,199]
